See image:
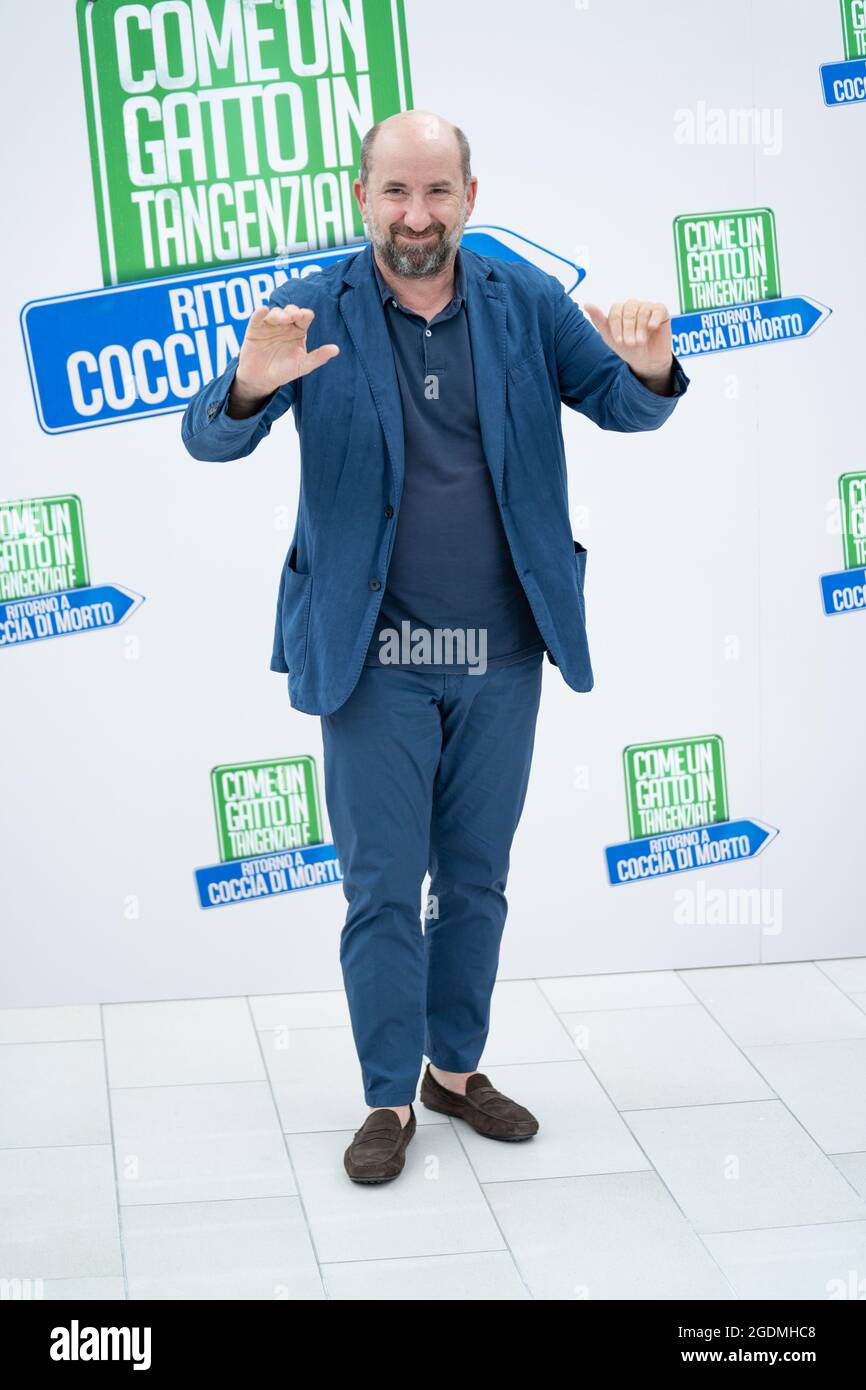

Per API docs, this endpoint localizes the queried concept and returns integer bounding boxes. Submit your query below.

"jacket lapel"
[339,246,405,505]
[463,250,507,500]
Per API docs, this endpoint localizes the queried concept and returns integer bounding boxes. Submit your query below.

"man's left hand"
[583,299,674,393]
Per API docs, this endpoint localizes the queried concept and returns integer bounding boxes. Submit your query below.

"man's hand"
[583,300,674,394]
[228,304,340,417]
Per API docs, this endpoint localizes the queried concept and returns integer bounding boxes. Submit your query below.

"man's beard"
[367,213,465,278]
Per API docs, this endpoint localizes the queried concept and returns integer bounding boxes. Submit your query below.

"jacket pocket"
[280,546,313,676]
[508,343,546,382]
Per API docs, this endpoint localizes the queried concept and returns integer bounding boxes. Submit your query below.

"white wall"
[2,0,863,1007]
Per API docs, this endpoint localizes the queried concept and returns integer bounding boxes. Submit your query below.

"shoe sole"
[346,1171,402,1184]
[420,1098,538,1141]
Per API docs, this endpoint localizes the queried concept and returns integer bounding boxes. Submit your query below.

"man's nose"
[401,197,434,230]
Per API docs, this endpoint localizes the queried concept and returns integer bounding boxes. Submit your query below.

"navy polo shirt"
[364,247,545,672]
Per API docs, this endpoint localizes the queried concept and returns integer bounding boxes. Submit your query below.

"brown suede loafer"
[420,1064,539,1141]
[343,1105,416,1184]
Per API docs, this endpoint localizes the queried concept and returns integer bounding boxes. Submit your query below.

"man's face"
[354,127,478,279]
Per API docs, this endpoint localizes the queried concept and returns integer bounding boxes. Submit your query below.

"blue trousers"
[320,652,544,1107]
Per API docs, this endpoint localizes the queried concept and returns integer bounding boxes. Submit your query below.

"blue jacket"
[181,243,689,714]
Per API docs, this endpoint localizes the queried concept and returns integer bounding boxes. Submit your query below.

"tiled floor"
[2,959,866,1300]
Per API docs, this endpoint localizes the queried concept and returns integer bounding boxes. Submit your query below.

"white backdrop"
[2,0,863,1007]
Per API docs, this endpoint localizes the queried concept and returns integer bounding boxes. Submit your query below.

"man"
[182,110,689,1184]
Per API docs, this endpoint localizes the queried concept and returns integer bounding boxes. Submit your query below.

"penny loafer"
[343,1104,416,1184]
[420,1064,539,1140]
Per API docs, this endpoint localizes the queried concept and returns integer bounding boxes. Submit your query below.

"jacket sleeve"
[180,265,310,465]
[553,282,690,433]
[180,355,297,461]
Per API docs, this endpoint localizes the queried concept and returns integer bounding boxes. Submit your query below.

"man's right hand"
[228,304,340,417]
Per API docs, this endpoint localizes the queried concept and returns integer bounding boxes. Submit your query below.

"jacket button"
[369,578,381,591]
[384,505,394,518]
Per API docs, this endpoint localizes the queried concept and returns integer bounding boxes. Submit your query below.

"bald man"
[183,110,689,1184]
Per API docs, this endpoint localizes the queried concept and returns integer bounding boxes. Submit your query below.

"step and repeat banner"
[2,0,863,1006]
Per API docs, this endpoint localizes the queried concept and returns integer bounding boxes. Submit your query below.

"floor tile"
[0,1145,121,1281]
[479,981,579,1065]
[0,1042,110,1148]
[111,1082,296,1205]
[121,1197,323,1299]
[486,1172,734,1300]
[103,999,265,1088]
[39,1276,126,1299]
[289,1124,504,1263]
[322,1250,529,1300]
[678,963,866,1045]
[702,1221,866,1300]
[249,991,350,1031]
[260,1026,446,1132]
[816,958,866,996]
[625,1101,866,1232]
[259,1025,365,1135]
[830,1151,866,1199]
[538,971,693,1013]
[0,1005,101,1044]
[453,1061,649,1182]
[743,1039,866,1153]
[560,1004,773,1109]
[6,963,866,1302]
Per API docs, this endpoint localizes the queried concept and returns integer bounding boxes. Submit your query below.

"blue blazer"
[181,243,689,714]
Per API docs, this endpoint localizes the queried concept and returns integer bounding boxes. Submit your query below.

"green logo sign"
[841,0,866,58]
[839,471,866,569]
[76,0,413,285]
[210,755,323,860]
[0,495,90,602]
[623,736,729,838]
[673,208,780,313]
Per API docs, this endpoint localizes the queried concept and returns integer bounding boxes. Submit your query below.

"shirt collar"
[371,245,466,309]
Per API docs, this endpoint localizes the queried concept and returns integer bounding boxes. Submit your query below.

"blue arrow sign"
[20,228,584,435]
[195,840,343,909]
[0,582,144,649]
[671,296,831,358]
[605,817,778,886]
[819,58,866,107]
[820,566,866,615]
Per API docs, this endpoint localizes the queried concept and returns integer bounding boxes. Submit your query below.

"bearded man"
[182,109,690,1184]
